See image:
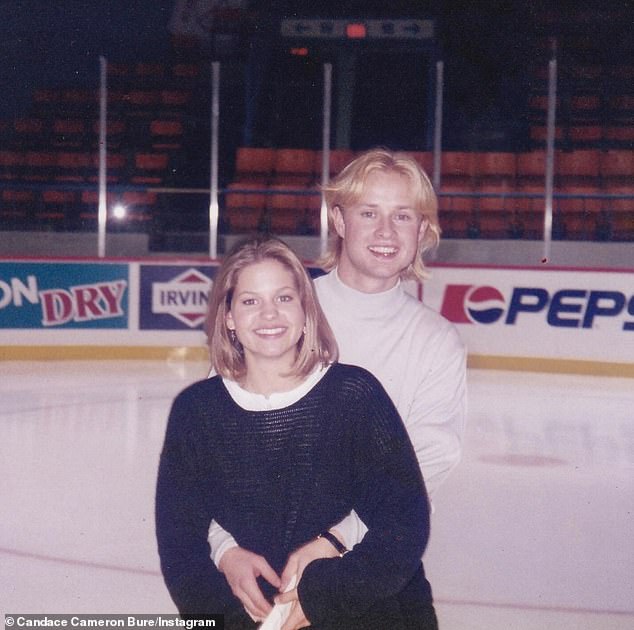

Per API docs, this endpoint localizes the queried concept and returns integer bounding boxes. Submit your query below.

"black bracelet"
[317,531,348,557]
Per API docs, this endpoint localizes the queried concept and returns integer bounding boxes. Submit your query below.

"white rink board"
[1,258,633,371]
[418,265,634,366]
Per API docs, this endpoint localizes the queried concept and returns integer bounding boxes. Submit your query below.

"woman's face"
[226,259,306,370]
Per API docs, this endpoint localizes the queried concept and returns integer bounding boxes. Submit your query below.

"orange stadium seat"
[271,148,315,185]
[14,117,45,135]
[604,125,634,145]
[78,190,100,228]
[527,94,557,123]
[266,183,307,234]
[127,90,160,109]
[607,185,634,241]
[1,188,35,227]
[313,148,355,181]
[118,191,157,226]
[568,125,603,145]
[232,147,275,183]
[171,63,201,81]
[440,151,476,187]
[517,151,546,183]
[134,62,165,80]
[258,149,316,234]
[556,184,603,240]
[475,152,517,184]
[130,152,169,185]
[36,190,77,228]
[556,149,600,184]
[149,120,185,151]
[86,152,127,183]
[0,150,25,181]
[91,119,126,149]
[410,151,434,177]
[32,88,61,110]
[516,182,546,238]
[301,185,324,234]
[55,151,92,182]
[475,179,516,238]
[608,94,634,124]
[529,125,564,144]
[438,181,476,238]
[224,181,268,233]
[60,89,98,113]
[568,95,602,132]
[106,63,131,79]
[51,119,87,148]
[24,151,57,182]
[160,89,192,108]
[600,150,634,185]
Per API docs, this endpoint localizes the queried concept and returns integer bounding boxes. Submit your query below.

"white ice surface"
[1,361,633,628]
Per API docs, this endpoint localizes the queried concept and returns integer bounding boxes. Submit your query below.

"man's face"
[333,170,427,293]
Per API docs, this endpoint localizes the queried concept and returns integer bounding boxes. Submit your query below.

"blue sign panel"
[139,264,217,330]
[0,262,129,329]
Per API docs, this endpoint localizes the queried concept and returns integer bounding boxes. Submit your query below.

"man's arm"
[296,374,430,625]
[407,324,467,498]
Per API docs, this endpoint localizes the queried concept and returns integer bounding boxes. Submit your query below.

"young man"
[315,148,466,499]
[210,149,467,626]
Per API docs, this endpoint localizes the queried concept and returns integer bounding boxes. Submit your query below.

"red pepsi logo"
[440,284,505,324]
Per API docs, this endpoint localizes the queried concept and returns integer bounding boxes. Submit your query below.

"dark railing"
[1,181,633,245]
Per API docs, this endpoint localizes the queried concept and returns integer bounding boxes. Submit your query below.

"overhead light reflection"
[112,203,127,220]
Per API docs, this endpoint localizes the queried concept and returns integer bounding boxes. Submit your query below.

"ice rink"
[2,359,633,629]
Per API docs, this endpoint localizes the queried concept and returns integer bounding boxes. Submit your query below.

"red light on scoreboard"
[346,23,367,39]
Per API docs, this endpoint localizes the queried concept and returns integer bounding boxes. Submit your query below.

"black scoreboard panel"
[281,18,434,40]
[280,18,435,54]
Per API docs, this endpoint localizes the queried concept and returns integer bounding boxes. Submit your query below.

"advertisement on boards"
[2,258,632,372]
[0,262,129,329]
[423,265,634,365]
[139,264,216,330]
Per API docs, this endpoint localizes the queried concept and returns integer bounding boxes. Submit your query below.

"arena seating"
[218,146,633,241]
[0,61,201,231]
[0,46,632,242]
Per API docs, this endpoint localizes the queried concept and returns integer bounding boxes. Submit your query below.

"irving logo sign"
[139,265,216,330]
[151,268,212,328]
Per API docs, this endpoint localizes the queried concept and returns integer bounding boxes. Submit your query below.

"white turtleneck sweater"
[315,269,467,499]
[209,268,466,559]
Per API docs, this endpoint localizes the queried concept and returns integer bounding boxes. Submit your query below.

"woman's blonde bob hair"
[319,147,440,282]
[205,236,338,381]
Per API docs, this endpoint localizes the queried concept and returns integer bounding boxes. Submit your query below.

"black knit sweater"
[156,363,434,629]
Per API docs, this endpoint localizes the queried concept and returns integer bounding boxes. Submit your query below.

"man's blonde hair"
[319,147,440,281]
[205,236,338,381]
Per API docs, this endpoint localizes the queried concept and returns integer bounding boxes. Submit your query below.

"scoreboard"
[281,18,434,42]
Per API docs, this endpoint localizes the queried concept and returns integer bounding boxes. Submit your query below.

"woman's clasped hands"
[219,534,342,629]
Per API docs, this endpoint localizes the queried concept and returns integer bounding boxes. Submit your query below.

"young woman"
[156,236,437,629]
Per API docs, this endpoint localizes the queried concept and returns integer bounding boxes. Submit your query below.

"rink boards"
[419,264,634,376]
[1,257,633,376]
